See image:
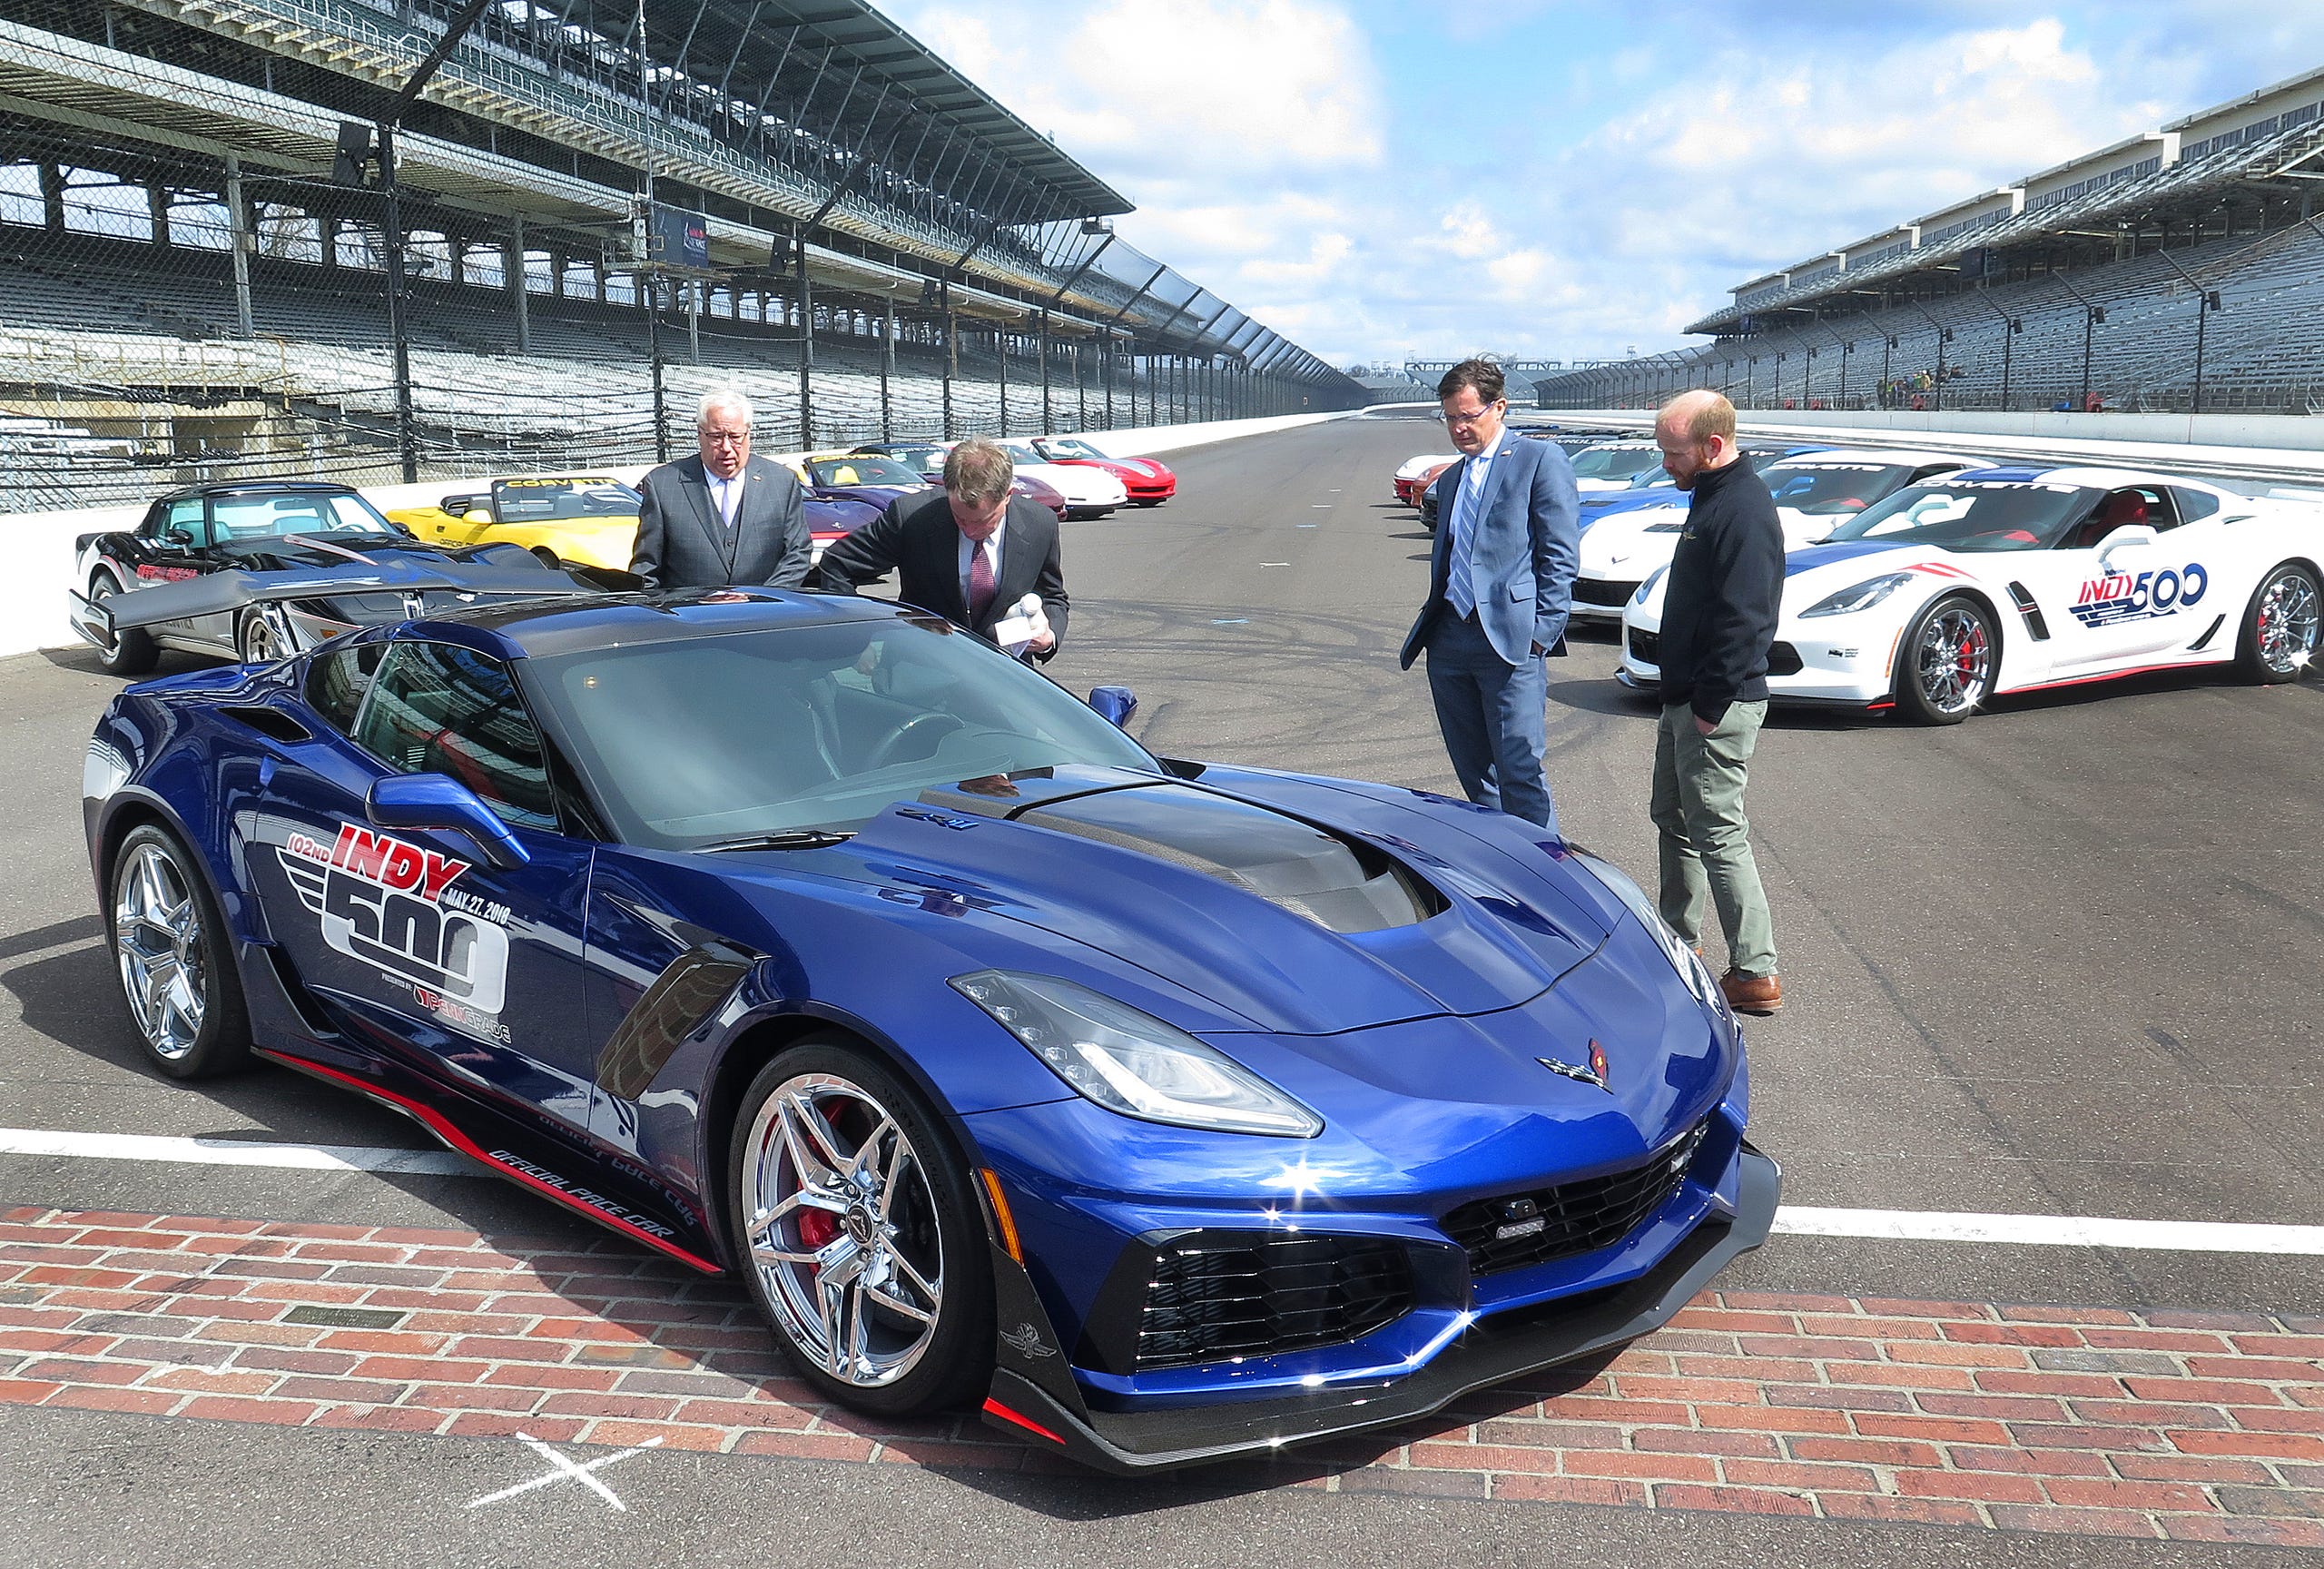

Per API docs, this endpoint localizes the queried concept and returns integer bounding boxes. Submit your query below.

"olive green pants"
[1650,701,1777,979]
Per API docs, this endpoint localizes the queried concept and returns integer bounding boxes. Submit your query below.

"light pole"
[2153,248,2221,414]
[2051,273,2108,411]
[1969,293,2022,411]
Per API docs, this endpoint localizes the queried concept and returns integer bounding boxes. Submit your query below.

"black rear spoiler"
[73,557,610,638]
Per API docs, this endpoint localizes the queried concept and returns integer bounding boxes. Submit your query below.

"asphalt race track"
[2,413,2319,1565]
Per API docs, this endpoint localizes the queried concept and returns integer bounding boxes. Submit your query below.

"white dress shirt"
[708,469,745,528]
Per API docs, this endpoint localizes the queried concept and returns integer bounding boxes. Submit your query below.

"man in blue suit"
[1397,360,1581,828]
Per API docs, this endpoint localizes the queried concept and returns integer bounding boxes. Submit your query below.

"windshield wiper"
[699,830,856,852]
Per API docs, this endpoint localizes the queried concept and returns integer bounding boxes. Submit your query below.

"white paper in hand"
[992,592,1047,656]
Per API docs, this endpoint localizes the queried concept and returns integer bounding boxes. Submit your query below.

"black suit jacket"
[630,453,811,590]
[810,489,1069,660]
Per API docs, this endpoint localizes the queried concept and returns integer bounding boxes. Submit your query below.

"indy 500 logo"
[279,824,509,1014]
[2069,563,2207,630]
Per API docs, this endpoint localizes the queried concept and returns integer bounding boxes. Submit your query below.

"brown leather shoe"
[1720,971,1782,1015]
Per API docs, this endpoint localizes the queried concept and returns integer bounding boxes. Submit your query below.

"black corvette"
[71,480,604,674]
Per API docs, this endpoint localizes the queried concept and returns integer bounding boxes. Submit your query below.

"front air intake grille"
[1574,577,1640,607]
[1768,641,1804,676]
[1128,1234,1415,1373]
[1627,628,1660,666]
[1443,1120,1710,1278]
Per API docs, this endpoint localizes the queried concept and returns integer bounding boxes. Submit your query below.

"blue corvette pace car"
[84,588,1777,1471]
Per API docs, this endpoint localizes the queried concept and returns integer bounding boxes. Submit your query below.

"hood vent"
[1018,784,1443,933]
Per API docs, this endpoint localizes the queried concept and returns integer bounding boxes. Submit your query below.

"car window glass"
[1825,481,2096,551]
[158,498,208,547]
[2168,487,2221,523]
[305,642,384,735]
[327,494,398,532]
[527,618,1157,849]
[352,641,558,832]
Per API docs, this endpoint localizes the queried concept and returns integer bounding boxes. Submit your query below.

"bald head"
[1654,390,1739,491]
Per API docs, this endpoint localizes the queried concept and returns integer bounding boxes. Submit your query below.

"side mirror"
[163,528,195,547]
[2098,523,2157,564]
[463,508,495,526]
[1087,686,1137,728]
[439,495,475,515]
[367,774,532,870]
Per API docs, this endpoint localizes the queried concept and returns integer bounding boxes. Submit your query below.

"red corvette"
[1031,436,1176,506]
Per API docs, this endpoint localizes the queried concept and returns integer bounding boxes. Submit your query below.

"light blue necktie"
[1445,458,1484,617]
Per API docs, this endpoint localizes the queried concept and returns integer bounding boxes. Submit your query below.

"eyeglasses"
[1442,400,1504,428]
[703,429,751,445]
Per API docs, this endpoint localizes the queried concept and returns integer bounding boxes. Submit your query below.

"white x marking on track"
[464,1432,665,1512]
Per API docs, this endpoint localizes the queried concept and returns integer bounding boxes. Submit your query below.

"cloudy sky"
[876,0,2324,370]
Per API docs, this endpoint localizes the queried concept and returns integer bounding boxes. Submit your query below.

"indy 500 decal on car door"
[277,824,511,1039]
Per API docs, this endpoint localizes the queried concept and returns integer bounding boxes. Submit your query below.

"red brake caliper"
[791,1100,849,1264]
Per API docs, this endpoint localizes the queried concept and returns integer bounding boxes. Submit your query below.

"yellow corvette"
[387,476,642,571]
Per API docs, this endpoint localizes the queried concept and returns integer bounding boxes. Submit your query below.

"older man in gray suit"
[630,386,812,590]
[1398,359,1581,829]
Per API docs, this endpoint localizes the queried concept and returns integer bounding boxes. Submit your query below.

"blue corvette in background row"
[82,581,1777,1471]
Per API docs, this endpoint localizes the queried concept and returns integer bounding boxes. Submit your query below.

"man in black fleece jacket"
[1650,390,1784,1014]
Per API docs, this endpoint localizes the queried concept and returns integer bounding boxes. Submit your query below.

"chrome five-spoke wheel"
[741,1072,946,1388]
[1900,595,1994,724]
[2242,564,2319,684]
[728,1044,992,1415]
[106,824,248,1078]
[115,841,206,1059]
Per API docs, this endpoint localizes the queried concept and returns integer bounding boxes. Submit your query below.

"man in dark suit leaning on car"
[630,385,812,591]
[811,437,1068,660]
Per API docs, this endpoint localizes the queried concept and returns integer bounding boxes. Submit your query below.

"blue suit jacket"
[1399,429,1581,668]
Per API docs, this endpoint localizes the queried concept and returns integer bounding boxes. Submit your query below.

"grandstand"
[1535,64,2324,418]
[0,0,1360,509]
[1403,358,1563,403]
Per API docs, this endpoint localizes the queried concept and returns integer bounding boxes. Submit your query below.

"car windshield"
[1622,466,1674,489]
[210,492,398,540]
[1749,449,1818,473]
[1037,438,1103,459]
[489,479,639,521]
[1569,446,1660,480]
[1763,462,1915,516]
[998,441,1042,464]
[524,617,1160,849]
[1823,481,2102,552]
[810,456,923,488]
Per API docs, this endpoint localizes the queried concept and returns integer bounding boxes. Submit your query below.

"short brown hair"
[1661,390,1737,445]
[943,438,1015,504]
[1437,359,1506,405]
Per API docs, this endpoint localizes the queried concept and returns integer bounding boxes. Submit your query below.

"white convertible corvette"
[1568,439,1668,495]
[1571,449,1976,623]
[1618,466,2321,723]
[996,439,1128,517]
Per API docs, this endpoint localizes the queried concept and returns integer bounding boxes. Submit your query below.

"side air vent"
[220,706,313,744]
[1017,784,1444,933]
[2004,582,2051,642]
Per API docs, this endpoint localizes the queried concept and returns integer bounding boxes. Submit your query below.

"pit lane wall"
[0,411,1350,659]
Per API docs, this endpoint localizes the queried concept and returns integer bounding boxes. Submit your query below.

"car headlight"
[1632,566,1668,607]
[1802,572,1914,618]
[1570,851,1724,1011]
[950,971,1323,1137]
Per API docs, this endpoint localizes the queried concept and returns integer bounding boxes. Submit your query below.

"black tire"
[2233,562,2320,685]
[105,824,251,1079]
[90,571,159,676]
[727,1039,992,1416]
[1894,593,1996,725]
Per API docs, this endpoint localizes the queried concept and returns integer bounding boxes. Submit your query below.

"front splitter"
[983,1147,1780,1474]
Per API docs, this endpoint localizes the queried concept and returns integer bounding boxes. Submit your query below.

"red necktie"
[967,538,996,621]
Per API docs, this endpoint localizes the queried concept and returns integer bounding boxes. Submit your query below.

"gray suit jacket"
[1399,429,1581,667]
[630,453,811,590]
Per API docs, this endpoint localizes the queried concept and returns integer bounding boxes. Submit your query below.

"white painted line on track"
[0,1126,468,1176]
[1774,1207,2324,1255]
[7,1128,2324,1254]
